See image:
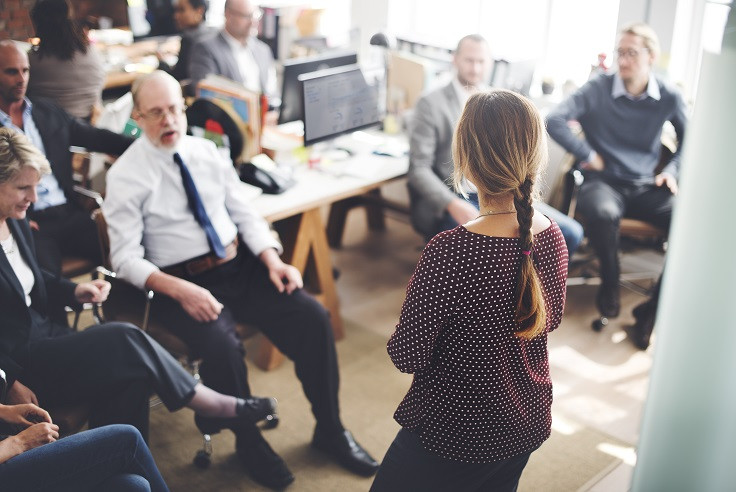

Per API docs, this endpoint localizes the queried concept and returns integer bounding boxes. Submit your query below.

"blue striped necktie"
[173,152,227,258]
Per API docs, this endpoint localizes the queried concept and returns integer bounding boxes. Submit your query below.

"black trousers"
[149,248,344,439]
[370,428,535,492]
[29,203,103,277]
[577,172,673,290]
[17,313,197,440]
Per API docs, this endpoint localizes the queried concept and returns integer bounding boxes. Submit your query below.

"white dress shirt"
[2,234,34,306]
[222,31,278,97]
[103,134,281,289]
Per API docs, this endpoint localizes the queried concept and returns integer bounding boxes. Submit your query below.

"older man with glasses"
[189,0,278,105]
[546,22,688,349]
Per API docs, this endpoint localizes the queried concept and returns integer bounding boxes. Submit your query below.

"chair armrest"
[566,169,584,218]
[72,185,104,212]
[95,267,155,332]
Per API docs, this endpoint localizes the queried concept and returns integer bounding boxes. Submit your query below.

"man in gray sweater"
[547,22,687,347]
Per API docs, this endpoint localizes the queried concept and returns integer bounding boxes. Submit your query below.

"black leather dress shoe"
[194,396,278,435]
[312,429,379,476]
[237,433,294,490]
[596,284,621,318]
[628,301,656,350]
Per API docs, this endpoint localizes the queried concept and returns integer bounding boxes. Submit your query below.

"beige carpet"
[146,319,629,491]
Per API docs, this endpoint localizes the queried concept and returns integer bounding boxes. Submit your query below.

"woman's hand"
[0,422,59,464]
[74,279,111,304]
[0,403,52,427]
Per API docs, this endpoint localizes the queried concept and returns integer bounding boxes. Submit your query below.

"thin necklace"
[1,235,15,255]
[476,210,516,219]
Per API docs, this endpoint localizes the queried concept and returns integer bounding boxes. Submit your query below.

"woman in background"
[371,90,569,492]
[159,0,213,92]
[27,0,106,120]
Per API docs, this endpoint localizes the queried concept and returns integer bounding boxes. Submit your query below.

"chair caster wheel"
[261,414,279,429]
[193,450,211,469]
[592,317,609,332]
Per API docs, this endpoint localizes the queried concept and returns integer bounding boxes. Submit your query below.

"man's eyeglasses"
[137,104,187,122]
[226,6,263,21]
[616,48,649,59]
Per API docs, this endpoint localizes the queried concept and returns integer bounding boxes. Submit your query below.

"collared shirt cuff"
[248,237,283,258]
[129,262,161,291]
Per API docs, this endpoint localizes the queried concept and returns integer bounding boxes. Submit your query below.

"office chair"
[91,210,279,468]
[550,139,672,331]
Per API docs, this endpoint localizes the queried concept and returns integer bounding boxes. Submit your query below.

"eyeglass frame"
[615,47,649,59]
[135,103,188,122]
[226,5,263,21]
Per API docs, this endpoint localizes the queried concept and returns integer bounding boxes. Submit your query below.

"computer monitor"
[300,65,382,147]
[277,50,358,125]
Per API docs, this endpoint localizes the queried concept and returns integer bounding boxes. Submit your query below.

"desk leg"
[327,189,387,248]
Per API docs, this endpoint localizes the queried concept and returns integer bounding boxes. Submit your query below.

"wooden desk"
[249,152,408,368]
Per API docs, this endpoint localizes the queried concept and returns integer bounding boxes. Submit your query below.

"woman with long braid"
[371,90,569,491]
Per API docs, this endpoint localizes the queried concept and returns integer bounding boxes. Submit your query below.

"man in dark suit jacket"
[0,41,133,280]
[188,0,277,103]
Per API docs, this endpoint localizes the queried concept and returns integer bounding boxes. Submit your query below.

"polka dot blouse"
[388,221,568,463]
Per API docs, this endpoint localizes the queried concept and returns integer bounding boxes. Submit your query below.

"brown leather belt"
[162,238,239,277]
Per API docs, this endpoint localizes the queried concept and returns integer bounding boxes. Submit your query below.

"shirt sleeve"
[546,81,599,162]
[661,90,688,178]
[387,235,456,374]
[103,153,161,290]
[407,96,458,215]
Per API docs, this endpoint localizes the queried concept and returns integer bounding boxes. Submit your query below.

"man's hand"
[28,220,39,231]
[655,172,678,195]
[580,153,605,171]
[6,381,38,406]
[173,280,224,323]
[447,198,479,225]
[259,249,303,294]
[0,403,52,427]
[74,279,111,304]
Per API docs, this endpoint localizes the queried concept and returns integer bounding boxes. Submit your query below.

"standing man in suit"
[189,0,278,103]
[408,34,584,254]
[0,41,133,279]
[103,70,379,489]
[546,23,687,348]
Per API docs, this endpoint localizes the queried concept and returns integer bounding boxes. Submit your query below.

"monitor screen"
[278,50,358,125]
[300,65,382,147]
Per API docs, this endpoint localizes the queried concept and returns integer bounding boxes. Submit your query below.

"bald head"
[224,0,260,42]
[131,70,182,109]
[132,70,187,149]
[0,41,30,109]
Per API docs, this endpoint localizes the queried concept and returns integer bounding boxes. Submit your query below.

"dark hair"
[31,0,88,60]
[453,90,549,339]
[188,0,209,20]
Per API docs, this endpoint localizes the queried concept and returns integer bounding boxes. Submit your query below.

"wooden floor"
[325,180,662,491]
[89,179,662,491]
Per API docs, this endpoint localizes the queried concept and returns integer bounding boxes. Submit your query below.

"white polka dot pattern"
[387,222,569,463]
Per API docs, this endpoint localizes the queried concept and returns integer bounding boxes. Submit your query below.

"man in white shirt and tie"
[102,71,379,489]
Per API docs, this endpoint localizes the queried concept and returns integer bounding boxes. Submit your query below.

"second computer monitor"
[278,50,358,125]
[300,65,381,147]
